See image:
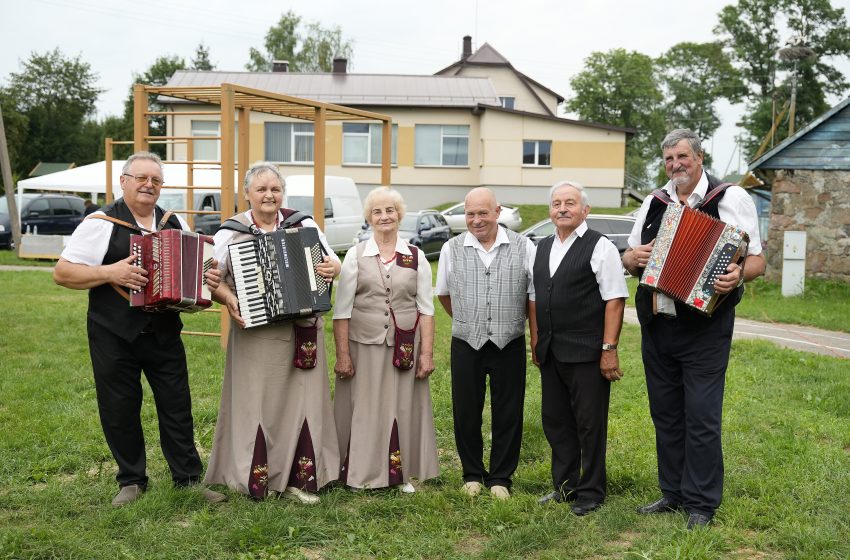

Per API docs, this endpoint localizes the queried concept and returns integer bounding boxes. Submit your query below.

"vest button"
[386,274,390,279]
[384,324,389,329]
[384,311,389,316]
[488,331,493,335]
[386,288,390,293]
[385,299,390,304]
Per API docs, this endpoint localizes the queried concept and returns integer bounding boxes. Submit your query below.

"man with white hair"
[436,187,536,500]
[533,181,627,516]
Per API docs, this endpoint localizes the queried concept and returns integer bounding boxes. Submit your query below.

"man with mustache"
[623,129,765,529]
[54,151,226,507]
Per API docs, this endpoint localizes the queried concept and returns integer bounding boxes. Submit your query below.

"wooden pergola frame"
[106,83,393,343]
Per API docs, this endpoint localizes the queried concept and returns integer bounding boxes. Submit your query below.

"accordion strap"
[697,183,736,209]
[218,210,312,236]
[85,214,148,233]
[649,189,676,205]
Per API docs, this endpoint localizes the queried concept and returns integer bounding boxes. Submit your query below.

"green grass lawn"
[1,270,849,559]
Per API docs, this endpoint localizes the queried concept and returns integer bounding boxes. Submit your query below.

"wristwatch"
[601,343,618,351]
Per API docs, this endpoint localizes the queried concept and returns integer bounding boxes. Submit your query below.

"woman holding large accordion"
[332,187,439,492]
[204,162,340,504]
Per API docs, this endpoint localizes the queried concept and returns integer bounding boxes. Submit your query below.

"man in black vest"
[533,181,627,516]
[623,129,765,529]
[54,152,226,506]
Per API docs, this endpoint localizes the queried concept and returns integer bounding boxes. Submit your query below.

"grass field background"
[1,268,849,559]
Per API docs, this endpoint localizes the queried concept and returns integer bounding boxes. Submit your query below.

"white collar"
[663,170,708,205]
[362,234,413,257]
[552,220,588,245]
[462,226,510,251]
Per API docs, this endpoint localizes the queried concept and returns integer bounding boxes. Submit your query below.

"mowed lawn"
[1,269,849,559]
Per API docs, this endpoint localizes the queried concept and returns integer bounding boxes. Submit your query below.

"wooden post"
[237,107,250,213]
[105,138,114,204]
[186,139,195,230]
[313,107,326,229]
[219,85,236,347]
[0,105,22,254]
[381,119,392,187]
[133,84,147,152]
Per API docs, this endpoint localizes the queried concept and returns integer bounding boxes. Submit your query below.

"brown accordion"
[640,203,749,316]
[130,229,215,312]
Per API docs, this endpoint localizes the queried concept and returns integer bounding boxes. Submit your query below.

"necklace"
[250,209,280,231]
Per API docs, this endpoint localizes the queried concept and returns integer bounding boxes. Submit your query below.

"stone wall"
[767,169,850,282]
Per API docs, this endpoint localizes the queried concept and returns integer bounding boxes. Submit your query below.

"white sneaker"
[284,486,320,505]
[396,482,415,494]
[461,481,483,496]
[490,485,510,500]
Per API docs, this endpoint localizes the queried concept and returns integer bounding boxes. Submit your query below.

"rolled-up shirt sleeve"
[415,247,435,315]
[333,246,358,319]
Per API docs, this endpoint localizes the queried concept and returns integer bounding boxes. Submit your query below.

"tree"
[656,42,745,143]
[567,49,665,186]
[191,42,215,71]
[714,0,850,156]
[1,49,103,175]
[246,10,354,72]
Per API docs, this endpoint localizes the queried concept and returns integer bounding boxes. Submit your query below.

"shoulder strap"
[157,210,175,231]
[218,218,261,236]
[649,188,675,206]
[697,183,736,208]
[85,214,148,234]
[280,210,311,230]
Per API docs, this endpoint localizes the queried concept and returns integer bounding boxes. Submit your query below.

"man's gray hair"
[122,151,163,176]
[661,129,703,157]
[243,161,285,194]
[549,180,590,207]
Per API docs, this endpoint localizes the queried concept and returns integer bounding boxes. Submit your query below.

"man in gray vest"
[436,187,536,500]
[534,181,627,516]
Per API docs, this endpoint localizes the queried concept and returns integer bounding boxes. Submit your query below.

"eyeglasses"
[122,173,164,187]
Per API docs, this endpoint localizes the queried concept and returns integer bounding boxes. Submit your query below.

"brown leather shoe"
[112,484,144,507]
[197,486,227,504]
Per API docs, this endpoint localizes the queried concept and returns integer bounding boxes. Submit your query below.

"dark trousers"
[87,319,203,488]
[450,336,526,488]
[540,352,610,503]
[641,314,733,516]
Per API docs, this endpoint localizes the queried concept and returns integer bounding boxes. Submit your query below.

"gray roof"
[466,43,511,64]
[162,70,502,108]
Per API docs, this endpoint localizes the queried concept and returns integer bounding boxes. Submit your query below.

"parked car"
[520,214,636,254]
[353,209,451,258]
[0,193,86,249]
[441,202,522,234]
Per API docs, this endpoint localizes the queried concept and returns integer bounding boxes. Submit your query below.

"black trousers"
[87,319,203,488]
[450,336,526,488]
[540,352,610,503]
[641,313,733,516]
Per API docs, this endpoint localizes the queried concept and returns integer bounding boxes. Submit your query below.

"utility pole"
[0,105,22,255]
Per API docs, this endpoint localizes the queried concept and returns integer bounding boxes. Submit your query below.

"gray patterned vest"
[448,229,529,350]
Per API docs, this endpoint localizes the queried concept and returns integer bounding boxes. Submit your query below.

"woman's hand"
[415,352,435,380]
[335,353,355,379]
[315,256,337,281]
[225,293,245,329]
[204,259,222,292]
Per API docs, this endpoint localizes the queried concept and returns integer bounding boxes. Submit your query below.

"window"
[265,123,314,163]
[523,140,551,166]
[191,121,219,161]
[26,199,50,217]
[51,198,74,216]
[414,125,469,166]
[499,96,515,109]
[343,123,397,165]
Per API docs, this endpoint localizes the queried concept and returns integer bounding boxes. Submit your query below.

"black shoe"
[636,496,682,514]
[571,500,602,516]
[537,490,574,505]
[687,513,713,529]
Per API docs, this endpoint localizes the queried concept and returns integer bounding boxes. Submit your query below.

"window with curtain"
[342,123,397,165]
[414,124,469,166]
[265,122,314,163]
[522,140,552,166]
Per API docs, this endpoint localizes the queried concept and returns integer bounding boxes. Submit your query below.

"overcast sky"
[3,0,849,178]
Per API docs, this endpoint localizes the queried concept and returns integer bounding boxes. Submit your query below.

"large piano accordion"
[640,203,749,316]
[130,229,214,312]
[227,228,332,328]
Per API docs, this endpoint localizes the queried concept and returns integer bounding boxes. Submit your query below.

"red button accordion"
[130,229,215,312]
[640,203,749,316]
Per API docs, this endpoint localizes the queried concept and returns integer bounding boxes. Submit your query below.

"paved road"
[623,307,850,360]
[3,265,848,359]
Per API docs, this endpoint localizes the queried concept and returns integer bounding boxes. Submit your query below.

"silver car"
[520,214,636,254]
[441,202,522,234]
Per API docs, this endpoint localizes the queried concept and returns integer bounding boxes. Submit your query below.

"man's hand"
[623,240,655,276]
[110,254,148,291]
[334,353,355,379]
[714,262,743,295]
[600,349,623,382]
[415,352,435,380]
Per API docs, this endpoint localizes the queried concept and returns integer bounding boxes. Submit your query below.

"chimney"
[271,60,289,72]
[462,35,472,61]
[332,58,347,74]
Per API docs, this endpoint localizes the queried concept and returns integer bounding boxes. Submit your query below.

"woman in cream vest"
[333,188,439,491]
[204,162,340,504]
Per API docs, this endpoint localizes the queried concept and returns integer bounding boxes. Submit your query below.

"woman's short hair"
[243,161,285,194]
[549,180,590,207]
[362,187,406,222]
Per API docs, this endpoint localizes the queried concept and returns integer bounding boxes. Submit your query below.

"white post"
[781,230,806,296]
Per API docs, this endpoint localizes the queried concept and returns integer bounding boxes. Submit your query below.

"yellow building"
[163,37,632,209]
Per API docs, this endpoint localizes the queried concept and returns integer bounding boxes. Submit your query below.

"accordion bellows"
[130,229,214,312]
[640,204,749,316]
[228,228,332,328]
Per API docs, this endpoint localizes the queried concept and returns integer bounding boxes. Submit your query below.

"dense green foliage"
[1,270,849,558]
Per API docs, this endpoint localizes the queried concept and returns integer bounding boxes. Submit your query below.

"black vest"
[634,173,743,328]
[533,227,605,364]
[87,199,184,342]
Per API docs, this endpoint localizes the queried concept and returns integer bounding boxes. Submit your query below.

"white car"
[441,202,522,234]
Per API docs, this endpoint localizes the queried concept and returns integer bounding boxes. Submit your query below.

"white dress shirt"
[435,227,537,301]
[548,221,629,301]
[333,235,435,319]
